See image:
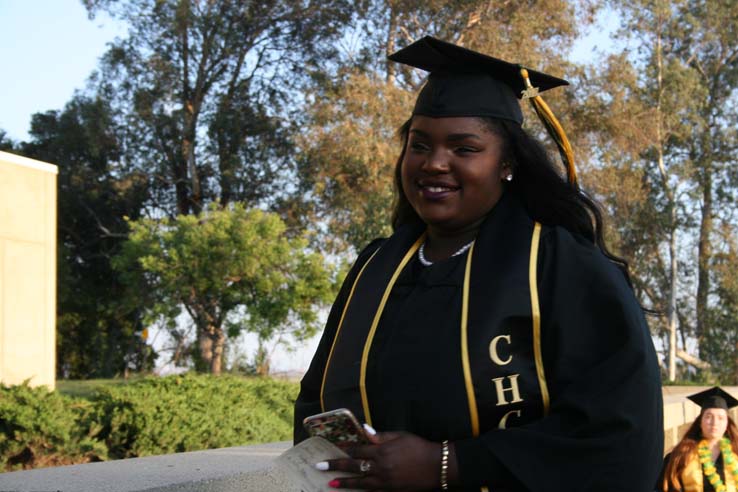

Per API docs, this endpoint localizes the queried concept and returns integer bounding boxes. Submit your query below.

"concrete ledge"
[0,442,292,492]
[3,387,737,490]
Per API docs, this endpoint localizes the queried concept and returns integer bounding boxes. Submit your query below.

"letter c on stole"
[489,334,512,366]
[498,410,522,429]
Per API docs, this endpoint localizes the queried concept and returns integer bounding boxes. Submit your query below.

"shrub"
[89,374,298,458]
[0,375,299,469]
[0,382,106,471]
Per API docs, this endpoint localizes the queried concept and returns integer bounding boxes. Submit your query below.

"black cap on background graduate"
[688,386,738,410]
[388,36,578,186]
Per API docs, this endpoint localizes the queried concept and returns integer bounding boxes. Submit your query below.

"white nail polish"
[314,461,329,471]
[363,423,377,435]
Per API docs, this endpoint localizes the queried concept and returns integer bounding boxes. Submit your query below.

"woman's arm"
[293,239,385,444]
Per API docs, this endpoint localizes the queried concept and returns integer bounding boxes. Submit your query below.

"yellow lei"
[698,439,738,492]
[680,441,738,492]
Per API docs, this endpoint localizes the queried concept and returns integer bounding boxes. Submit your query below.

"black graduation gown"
[294,193,664,492]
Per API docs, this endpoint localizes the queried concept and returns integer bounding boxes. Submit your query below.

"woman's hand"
[320,431,442,491]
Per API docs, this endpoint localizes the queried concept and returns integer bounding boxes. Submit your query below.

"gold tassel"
[519,68,578,188]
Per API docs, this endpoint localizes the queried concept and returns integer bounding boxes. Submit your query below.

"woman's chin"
[418,216,461,233]
[703,432,724,440]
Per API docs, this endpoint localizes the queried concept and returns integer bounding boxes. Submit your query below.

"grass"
[56,378,139,399]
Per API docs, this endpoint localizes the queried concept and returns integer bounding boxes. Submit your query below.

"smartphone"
[303,408,370,448]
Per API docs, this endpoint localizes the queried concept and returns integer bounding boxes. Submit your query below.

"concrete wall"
[0,151,57,390]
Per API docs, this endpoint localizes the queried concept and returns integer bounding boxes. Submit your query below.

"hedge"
[0,374,299,471]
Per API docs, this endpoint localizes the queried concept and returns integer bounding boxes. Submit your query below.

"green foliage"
[0,375,299,469]
[85,0,356,215]
[114,204,337,373]
[90,374,298,458]
[0,130,15,151]
[0,382,106,471]
[56,378,140,400]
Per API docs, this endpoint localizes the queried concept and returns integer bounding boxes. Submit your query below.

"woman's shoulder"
[539,223,596,254]
[356,237,386,263]
[343,237,387,277]
[537,224,630,290]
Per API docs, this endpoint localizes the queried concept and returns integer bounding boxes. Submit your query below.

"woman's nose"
[421,149,451,173]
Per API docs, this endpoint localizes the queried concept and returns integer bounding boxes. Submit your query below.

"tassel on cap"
[520,68,578,188]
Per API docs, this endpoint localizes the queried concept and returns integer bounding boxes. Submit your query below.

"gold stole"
[681,449,737,492]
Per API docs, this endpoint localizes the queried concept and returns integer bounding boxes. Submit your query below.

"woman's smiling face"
[401,116,508,236]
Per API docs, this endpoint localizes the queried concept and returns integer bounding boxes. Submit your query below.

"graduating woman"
[661,387,738,492]
[294,36,663,491]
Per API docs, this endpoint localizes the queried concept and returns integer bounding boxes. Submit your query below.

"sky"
[0,0,125,141]
[1,1,617,143]
[0,1,616,374]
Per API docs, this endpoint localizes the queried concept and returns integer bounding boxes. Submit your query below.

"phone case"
[303,408,369,448]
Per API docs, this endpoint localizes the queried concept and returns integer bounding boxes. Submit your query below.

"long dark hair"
[662,412,738,491]
[390,116,633,286]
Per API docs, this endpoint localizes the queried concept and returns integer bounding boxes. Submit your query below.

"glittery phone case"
[303,408,370,448]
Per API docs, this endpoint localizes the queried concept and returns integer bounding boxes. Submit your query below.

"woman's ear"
[501,163,513,182]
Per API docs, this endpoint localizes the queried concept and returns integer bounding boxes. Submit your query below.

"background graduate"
[660,387,738,492]
[294,36,664,492]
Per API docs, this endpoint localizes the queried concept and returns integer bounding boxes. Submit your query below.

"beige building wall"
[0,151,57,389]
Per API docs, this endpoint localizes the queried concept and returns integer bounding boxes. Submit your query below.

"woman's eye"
[410,141,430,152]
[456,146,478,154]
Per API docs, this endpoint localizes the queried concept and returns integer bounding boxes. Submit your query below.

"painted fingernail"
[328,479,340,488]
[363,423,377,435]
[314,461,329,471]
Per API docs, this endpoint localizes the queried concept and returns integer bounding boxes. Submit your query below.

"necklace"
[418,240,474,266]
[698,438,738,492]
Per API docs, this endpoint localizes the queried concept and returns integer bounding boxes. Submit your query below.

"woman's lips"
[419,183,459,200]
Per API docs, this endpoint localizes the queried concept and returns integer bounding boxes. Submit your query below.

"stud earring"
[505,174,513,182]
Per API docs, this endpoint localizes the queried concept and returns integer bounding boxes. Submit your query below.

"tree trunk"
[210,328,225,375]
[255,340,271,376]
[668,222,677,381]
[654,23,679,382]
[182,103,202,215]
[198,329,214,371]
[385,2,396,85]
[696,167,712,359]
[176,0,192,217]
[175,158,190,215]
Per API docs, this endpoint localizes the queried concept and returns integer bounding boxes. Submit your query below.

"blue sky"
[1,1,616,143]
[0,0,124,141]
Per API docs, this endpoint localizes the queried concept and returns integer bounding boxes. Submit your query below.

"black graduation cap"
[388,36,579,186]
[688,387,738,410]
[387,36,569,124]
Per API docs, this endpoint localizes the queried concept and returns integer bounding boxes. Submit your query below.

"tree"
[593,0,738,381]
[704,225,738,383]
[295,0,599,252]
[0,130,15,151]
[114,204,337,374]
[83,0,356,216]
[18,95,152,378]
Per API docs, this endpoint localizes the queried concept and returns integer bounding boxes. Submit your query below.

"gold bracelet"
[440,440,449,490]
